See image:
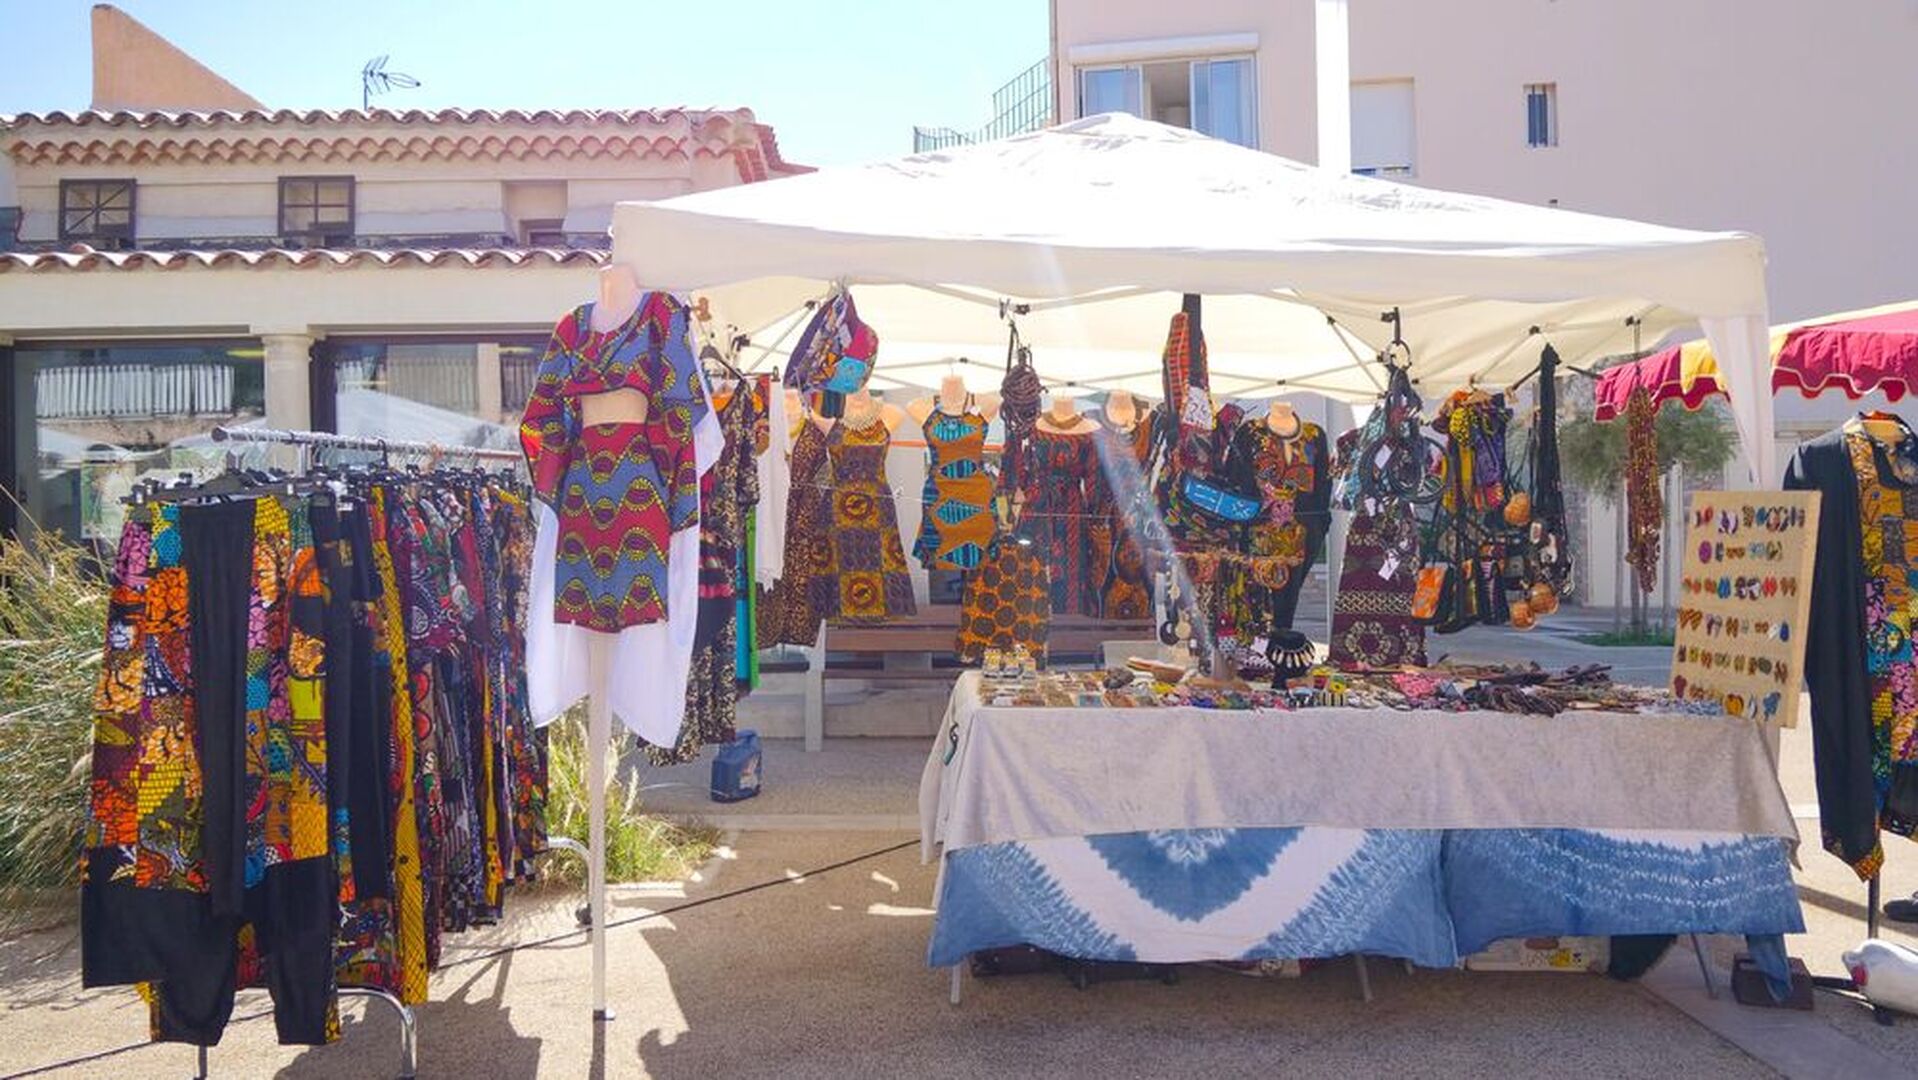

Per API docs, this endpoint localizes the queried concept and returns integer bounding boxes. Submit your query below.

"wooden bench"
[794,607,1155,750]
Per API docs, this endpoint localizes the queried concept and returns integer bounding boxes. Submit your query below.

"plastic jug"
[710,730,762,803]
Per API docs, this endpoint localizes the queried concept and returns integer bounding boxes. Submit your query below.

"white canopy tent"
[612,113,1776,483]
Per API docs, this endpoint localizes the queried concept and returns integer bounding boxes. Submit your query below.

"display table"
[920,673,1804,972]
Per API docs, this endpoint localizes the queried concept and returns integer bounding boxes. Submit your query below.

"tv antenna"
[361,55,421,111]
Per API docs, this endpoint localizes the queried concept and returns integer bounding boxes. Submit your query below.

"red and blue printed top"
[519,292,710,631]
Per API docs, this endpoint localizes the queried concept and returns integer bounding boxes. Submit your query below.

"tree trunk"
[1613,481,1625,636]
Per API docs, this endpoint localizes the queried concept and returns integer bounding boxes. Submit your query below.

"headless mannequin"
[1104,389,1141,432]
[579,264,650,427]
[907,372,1002,425]
[1036,394,1101,435]
[839,389,907,433]
[1266,400,1301,437]
[1859,409,1908,445]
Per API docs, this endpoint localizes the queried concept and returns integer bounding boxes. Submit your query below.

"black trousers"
[146,498,337,1047]
[1267,530,1324,634]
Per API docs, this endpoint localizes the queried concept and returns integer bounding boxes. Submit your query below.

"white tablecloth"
[920,672,1796,858]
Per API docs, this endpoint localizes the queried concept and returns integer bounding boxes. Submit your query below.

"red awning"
[1772,303,1918,402]
[1592,300,1918,419]
[1593,342,1725,421]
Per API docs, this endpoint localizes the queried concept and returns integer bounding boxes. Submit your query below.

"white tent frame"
[610,114,1776,484]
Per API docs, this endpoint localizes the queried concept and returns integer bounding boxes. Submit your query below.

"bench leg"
[805,623,825,753]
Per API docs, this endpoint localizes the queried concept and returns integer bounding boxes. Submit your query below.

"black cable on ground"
[2,837,919,1080]
[442,836,919,970]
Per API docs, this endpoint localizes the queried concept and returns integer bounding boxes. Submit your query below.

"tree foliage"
[1558,399,1738,500]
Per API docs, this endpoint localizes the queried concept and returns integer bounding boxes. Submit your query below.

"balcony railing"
[913,59,1052,152]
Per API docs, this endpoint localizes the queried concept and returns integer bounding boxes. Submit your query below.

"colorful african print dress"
[826,415,917,623]
[1086,415,1157,620]
[764,419,834,646]
[913,401,995,571]
[519,293,708,632]
[1847,424,1918,849]
[1230,417,1331,633]
[1021,427,1097,615]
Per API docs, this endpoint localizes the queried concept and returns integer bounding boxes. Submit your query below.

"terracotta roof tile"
[1,106,809,175]
[0,245,611,273]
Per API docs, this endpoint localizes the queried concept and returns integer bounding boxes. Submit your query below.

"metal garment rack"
[175,426,513,1077]
[209,425,524,463]
[193,988,416,1079]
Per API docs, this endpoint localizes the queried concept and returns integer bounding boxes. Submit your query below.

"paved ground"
[11,620,1918,1078]
[0,830,1818,1080]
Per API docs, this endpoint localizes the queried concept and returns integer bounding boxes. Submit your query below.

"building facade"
[1050,0,1918,606]
[0,5,801,542]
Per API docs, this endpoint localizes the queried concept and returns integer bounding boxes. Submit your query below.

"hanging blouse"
[519,293,710,633]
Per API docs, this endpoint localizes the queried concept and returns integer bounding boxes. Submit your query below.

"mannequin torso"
[839,390,907,434]
[1265,401,1301,438]
[908,373,1001,425]
[580,264,652,426]
[1036,395,1101,436]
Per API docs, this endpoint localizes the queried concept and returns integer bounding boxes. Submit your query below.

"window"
[1079,66,1142,119]
[1077,56,1257,149]
[518,218,567,247]
[1526,82,1557,148]
[278,176,355,243]
[1351,79,1416,176]
[17,342,264,544]
[58,179,136,248]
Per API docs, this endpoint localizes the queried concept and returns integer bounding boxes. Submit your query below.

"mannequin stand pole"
[587,638,615,1023]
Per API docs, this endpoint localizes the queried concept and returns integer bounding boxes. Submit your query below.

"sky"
[0,0,1052,167]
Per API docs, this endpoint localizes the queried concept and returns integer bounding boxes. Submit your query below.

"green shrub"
[538,710,718,885]
[0,531,106,931]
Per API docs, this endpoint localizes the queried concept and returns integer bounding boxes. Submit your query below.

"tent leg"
[949,964,964,1006]
[195,1045,208,1080]
[1689,934,1717,1000]
[588,639,615,1023]
[1353,954,1373,1003]
[804,621,825,752]
[1869,873,1881,941]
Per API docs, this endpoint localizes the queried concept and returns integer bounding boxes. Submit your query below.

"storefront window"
[10,341,264,545]
[328,338,542,450]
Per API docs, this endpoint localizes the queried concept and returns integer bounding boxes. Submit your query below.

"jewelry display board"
[1670,491,1820,727]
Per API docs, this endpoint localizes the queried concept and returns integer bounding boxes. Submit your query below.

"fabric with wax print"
[519,293,709,633]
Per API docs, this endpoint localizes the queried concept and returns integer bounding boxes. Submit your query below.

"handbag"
[784,289,878,418]
[1410,563,1453,623]
[1178,473,1263,524]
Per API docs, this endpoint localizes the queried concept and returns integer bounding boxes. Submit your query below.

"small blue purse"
[1179,474,1263,523]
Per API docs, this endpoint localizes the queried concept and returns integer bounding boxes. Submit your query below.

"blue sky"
[0,0,1051,166]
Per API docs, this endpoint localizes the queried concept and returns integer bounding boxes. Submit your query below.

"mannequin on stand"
[1036,394,1102,435]
[1266,399,1300,437]
[575,263,649,1025]
[841,388,908,433]
[1104,388,1141,433]
[521,262,725,1027]
[907,372,1002,425]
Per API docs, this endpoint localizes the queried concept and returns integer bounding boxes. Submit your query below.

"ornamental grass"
[0,530,105,933]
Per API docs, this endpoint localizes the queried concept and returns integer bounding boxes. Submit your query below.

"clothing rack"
[193,987,416,1079]
[209,425,523,462]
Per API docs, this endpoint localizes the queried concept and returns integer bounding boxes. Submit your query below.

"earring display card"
[1668,491,1820,727]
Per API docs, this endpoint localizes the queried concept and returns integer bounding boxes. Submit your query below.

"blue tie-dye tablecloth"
[921,681,1804,981]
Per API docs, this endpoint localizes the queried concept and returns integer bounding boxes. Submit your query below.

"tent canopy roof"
[611,113,1767,405]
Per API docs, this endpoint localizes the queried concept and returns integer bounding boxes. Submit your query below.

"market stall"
[607,114,1802,995]
[920,672,1801,975]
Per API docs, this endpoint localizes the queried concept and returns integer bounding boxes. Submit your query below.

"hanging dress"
[764,419,834,646]
[826,414,917,623]
[913,399,995,571]
[955,533,1052,664]
[1085,414,1157,620]
[1022,426,1096,614]
[1229,416,1331,634]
